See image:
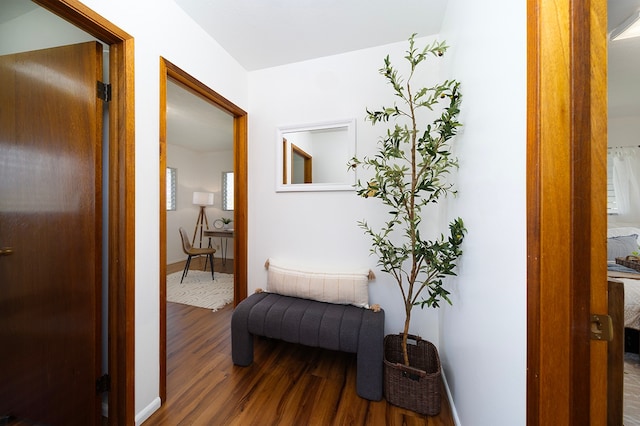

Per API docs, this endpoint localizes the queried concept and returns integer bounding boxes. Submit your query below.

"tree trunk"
[402,309,412,366]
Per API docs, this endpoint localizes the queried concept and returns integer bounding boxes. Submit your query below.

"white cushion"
[607,227,640,259]
[607,227,640,239]
[607,234,639,261]
[266,259,370,308]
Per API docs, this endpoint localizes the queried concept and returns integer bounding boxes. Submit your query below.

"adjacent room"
[164,78,235,310]
[607,2,640,424]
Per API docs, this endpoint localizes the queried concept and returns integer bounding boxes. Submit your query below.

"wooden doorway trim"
[32,1,136,425]
[34,1,136,424]
[290,143,313,183]
[159,58,248,402]
[527,0,608,424]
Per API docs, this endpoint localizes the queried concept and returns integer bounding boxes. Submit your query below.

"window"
[167,167,177,211]
[607,153,618,215]
[222,171,234,211]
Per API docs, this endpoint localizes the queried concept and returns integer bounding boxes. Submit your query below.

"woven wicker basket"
[616,256,640,272]
[383,334,441,416]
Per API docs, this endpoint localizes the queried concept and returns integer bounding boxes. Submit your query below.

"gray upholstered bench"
[231,291,385,401]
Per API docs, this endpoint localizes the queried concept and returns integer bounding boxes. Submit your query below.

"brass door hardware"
[590,314,613,341]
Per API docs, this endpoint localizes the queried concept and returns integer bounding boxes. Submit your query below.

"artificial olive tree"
[351,34,466,367]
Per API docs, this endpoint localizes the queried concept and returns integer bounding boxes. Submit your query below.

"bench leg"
[231,312,254,366]
[231,293,270,366]
[356,310,385,401]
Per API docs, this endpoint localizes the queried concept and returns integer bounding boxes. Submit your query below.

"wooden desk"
[204,229,234,265]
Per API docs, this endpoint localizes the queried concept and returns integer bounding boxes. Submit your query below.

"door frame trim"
[159,58,248,402]
[33,1,136,424]
[527,0,608,423]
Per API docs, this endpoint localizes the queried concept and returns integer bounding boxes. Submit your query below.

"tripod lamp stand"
[192,191,214,247]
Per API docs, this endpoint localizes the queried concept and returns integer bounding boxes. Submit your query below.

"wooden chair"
[179,227,216,283]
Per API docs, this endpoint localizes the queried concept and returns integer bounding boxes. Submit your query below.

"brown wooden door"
[0,41,103,425]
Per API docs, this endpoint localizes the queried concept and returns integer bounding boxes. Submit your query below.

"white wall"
[166,144,234,263]
[609,116,640,147]
[248,21,527,424]
[248,38,450,348]
[439,1,527,425]
[74,0,248,423]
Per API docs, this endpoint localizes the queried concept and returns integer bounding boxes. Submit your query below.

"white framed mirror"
[276,118,356,192]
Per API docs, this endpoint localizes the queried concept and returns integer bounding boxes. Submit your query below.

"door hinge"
[96,374,111,394]
[97,81,111,102]
[590,314,613,341]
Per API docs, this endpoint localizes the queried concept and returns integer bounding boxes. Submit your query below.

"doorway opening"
[159,58,247,402]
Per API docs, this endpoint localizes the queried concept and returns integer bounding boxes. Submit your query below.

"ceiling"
[172,0,447,71]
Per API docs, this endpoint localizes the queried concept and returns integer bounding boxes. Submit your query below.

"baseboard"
[441,369,461,426]
[135,397,161,426]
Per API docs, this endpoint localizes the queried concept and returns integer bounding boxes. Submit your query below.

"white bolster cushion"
[266,259,370,308]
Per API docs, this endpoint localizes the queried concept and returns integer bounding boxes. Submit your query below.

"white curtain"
[612,147,640,221]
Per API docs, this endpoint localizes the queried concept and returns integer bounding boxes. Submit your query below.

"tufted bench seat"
[231,291,385,401]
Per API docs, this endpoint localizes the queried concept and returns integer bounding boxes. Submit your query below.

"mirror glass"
[276,119,356,192]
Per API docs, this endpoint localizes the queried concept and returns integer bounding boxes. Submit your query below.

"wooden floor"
[144,263,455,426]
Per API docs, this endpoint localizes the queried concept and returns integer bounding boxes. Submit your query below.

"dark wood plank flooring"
[144,263,454,426]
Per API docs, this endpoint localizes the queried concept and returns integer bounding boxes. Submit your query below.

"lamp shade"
[192,191,214,206]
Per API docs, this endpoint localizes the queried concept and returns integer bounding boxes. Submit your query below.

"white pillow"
[607,234,639,261]
[266,259,370,308]
[607,227,640,239]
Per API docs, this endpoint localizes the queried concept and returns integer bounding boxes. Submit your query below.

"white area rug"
[167,270,233,312]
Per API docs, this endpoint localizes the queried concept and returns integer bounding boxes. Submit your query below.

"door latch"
[590,314,613,341]
[0,247,13,256]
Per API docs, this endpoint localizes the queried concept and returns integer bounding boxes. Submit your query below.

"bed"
[607,227,640,350]
[609,274,640,331]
